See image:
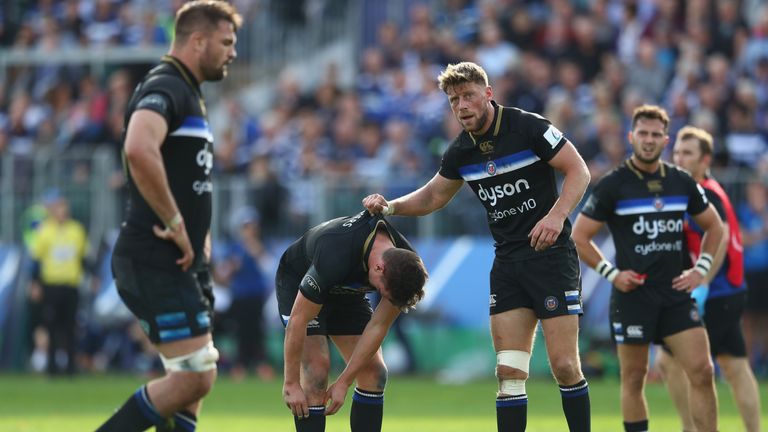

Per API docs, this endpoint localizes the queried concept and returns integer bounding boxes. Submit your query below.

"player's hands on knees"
[283,382,309,419]
[324,380,351,416]
[153,219,194,271]
[672,269,704,293]
[613,270,646,292]
[528,213,564,251]
[362,194,389,215]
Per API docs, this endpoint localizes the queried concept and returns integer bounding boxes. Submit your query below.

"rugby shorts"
[609,287,702,345]
[490,247,583,318]
[112,255,213,344]
[705,292,747,357]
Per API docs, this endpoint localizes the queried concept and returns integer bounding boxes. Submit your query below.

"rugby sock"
[496,394,527,432]
[350,388,384,432]
[294,405,326,432]
[96,385,166,431]
[623,419,649,432]
[155,410,197,432]
[560,379,590,432]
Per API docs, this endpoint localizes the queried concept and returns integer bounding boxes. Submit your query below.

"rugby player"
[277,211,427,432]
[364,61,592,432]
[96,2,241,431]
[573,106,724,432]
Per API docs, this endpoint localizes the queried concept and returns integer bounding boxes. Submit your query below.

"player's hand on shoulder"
[283,382,309,418]
[363,194,389,215]
[613,270,645,292]
[324,380,351,416]
[152,217,194,271]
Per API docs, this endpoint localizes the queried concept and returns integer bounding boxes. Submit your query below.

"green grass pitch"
[0,374,765,431]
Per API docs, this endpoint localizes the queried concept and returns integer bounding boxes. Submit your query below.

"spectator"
[214,206,275,381]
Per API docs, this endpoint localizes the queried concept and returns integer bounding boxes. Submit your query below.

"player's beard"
[463,108,490,134]
[634,148,663,164]
[202,58,228,82]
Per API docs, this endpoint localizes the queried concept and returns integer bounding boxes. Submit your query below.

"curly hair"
[437,62,489,93]
[382,248,428,312]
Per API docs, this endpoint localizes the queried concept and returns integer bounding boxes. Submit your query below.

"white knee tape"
[497,350,531,395]
[497,350,530,374]
[160,341,219,373]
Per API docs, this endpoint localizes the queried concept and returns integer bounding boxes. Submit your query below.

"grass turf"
[0,374,765,431]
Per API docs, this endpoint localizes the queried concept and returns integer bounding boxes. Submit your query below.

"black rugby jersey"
[280,211,415,304]
[114,56,213,270]
[439,101,573,259]
[581,160,709,295]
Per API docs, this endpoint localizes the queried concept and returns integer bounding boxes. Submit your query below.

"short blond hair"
[631,104,670,132]
[174,1,242,45]
[437,62,489,93]
[676,125,714,156]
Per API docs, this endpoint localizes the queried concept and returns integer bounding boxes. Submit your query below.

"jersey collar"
[361,220,395,272]
[627,157,666,180]
[161,55,207,116]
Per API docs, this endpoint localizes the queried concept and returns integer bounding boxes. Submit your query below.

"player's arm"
[530,141,590,251]
[572,214,645,292]
[363,173,463,216]
[325,298,400,415]
[283,291,322,418]
[124,109,194,270]
[673,204,724,292]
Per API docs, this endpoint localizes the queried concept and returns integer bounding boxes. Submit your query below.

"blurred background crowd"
[0,0,767,381]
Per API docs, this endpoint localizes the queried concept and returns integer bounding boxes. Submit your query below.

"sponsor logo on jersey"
[488,198,538,221]
[485,160,497,176]
[193,180,212,195]
[477,179,530,206]
[632,215,684,239]
[302,275,321,292]
[342,211,365,227]
[543,125,563,148]
[544,296,558,311]
[626,325,644,338]
[479,140,494,154]
[647,180,663,192]
[196,147,213,175]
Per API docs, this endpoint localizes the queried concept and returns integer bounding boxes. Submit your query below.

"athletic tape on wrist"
[166,212,182,231]
[595,259,619,283]
[694,252,713,277]
[381,203,395,216]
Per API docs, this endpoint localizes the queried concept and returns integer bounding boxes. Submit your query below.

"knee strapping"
[496,350,530,395]
[160,341,219,373]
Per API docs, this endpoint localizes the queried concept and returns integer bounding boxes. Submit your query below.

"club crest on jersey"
[653,197,665,211]
[479,140,494,154]
[485,160,497,176]
[544,296,558,311]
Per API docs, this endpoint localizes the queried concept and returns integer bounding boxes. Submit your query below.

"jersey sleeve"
[298,265,327,304]
[438,136,465,180]
[133,75,187,129]
[580,176,615,221]
[704,189,726,221]
[520,110,567,162]
[685,174,709,216]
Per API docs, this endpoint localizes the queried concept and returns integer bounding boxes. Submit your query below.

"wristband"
[381,203,395,216]
[166,212,183,231]
[693,252,713,277]
[595,259,619,283]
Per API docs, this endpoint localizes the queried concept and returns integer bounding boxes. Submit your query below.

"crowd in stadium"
[2,0,768,377]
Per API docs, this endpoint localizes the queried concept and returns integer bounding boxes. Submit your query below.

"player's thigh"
[540,314,581,361]
[490,308,538,352]
[663,326,712,375]
[112,255,212,345]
